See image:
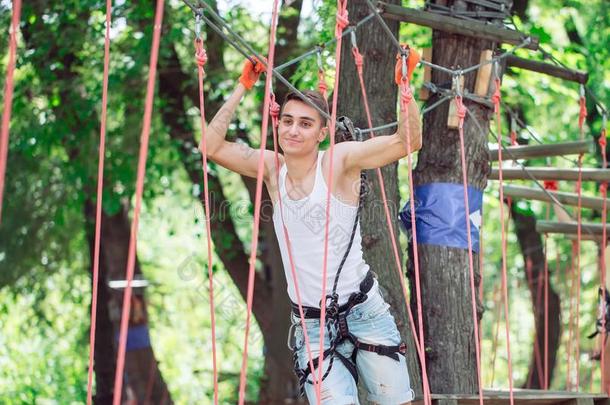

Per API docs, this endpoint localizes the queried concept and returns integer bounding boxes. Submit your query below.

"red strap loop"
[543,180,559,192]
[578,96,587,130]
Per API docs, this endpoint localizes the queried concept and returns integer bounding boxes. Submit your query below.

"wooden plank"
[506,54,589,84]
[378,2,539,50]
[536,220,610,237]
[490,140,593,161]
[474,49,494,96]
[489,167,610,182]
[420,47,433,100]
[562,398,595,405]
[415,391,610,405]
[502,185,610,211]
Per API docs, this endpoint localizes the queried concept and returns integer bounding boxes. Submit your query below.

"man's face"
[278,100,327,156]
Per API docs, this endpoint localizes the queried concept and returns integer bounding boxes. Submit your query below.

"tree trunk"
[510,203,561,388]
[336,0,423,399]
[411,0,504,394]
[84,201,171,404]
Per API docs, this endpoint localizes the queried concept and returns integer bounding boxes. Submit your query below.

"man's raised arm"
[199,58,274,179]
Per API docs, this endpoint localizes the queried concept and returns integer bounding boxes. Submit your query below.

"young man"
[201,53,422,404]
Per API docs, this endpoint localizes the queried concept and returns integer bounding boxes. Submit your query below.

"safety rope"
[237,1,280,403]
[542,180,557,390]
[193,22,220,403]
[87,1,112,404]
[0,0,22,223]
[491,69,515,404]
[573,84,588,390]
[268,93,321,400]
[112,0,165,403]
[350,36,432,404]
[599,115,607,389]
[454,85,484,405]
[316,0,348,398]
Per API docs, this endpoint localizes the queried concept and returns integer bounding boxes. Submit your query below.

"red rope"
[573,87,587,389]
[237,1,281,403]
[566,241,577,389]
[316,1,348,397]
[525,258,544,386]
[492,77,515,404]
[269,94,321,400]
[112,1,165,403]
[194,37,219,404]
[454,93,484,405]
[599,124,608,390]
[0,0,21,223]
[352,42,431,404]
[543,233,549,389]
[87,1,112,403]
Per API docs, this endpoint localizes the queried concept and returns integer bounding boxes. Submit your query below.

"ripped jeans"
[289,283,415,404]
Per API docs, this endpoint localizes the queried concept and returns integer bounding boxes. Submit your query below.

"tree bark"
[336,0,423,400]
[411,0,502,394]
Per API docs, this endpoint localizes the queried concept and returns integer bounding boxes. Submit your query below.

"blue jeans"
[289,283,415,404]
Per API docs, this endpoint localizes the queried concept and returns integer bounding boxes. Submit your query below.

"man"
[201,50,422,404]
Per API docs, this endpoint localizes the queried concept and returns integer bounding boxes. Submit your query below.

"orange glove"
[239,56,266,90]
[394,45,420,84]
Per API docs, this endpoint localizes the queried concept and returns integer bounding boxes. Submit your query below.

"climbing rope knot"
[335,1,349,37]
[492,78,501,110]
[194,40,208,68]
[269,93,280,120]
[578,96,587,129]
[456,95,466,121]
[400,83,412,111]
[352,47,364,71]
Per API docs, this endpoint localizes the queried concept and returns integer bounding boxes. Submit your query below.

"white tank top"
[272,151,372,307]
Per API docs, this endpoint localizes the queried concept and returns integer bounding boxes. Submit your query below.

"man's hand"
[394,45,420,84]
[239,56,266,90]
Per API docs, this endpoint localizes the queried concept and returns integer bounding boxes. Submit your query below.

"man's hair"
[282,90,329,127]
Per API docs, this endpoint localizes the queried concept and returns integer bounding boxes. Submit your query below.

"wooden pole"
[505,55,588,84]
[489,167,610,182]
[503,185,610,211]
[377,2,539,50]
[536,220,610,237]
[490,140,593,161]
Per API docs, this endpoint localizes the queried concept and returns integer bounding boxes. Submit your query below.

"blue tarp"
[399,182,483,252]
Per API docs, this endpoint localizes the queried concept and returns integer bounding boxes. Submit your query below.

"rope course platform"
[536,221,610,238]
[503,185,610,211]
[489,140,593,161]
[413,390,610,405]
[377,1,539,49]
[489,168,610,182]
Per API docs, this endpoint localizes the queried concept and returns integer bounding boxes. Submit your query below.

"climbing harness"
[287,117,406,395]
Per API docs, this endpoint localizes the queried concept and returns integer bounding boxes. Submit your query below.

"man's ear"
[318,126,328,143]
